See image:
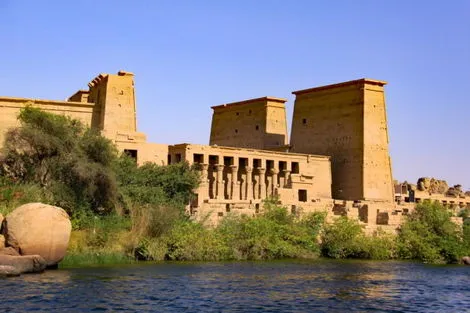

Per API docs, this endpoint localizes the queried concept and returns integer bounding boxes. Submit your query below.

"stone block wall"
[209,97,289,150]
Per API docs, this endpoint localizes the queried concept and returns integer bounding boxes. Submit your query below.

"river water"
[0,260,469,312]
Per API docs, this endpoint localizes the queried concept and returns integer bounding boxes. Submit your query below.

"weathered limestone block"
[0,254,46,273]
[4,203,71,266]
[0,265,21,277]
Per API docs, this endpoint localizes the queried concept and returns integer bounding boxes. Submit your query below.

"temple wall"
[0,96,96,145]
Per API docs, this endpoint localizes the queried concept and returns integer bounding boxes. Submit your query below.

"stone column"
[230,165,239,200]
[216,164,225,200]
[209,166,216,199]
[199,163,210,200]
[270,168,279,195]
[258,168,266,199]
[245,166,253,200]
[282,169,291,188]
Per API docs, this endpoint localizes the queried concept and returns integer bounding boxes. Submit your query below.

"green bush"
[217,200,326,260]
[0,107,119,218]
[397,201,466,263]
[115,157,200,211]
[320,216,397,259]
[320,216,363,258]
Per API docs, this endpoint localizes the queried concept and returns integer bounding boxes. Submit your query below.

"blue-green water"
[1,260,469,312]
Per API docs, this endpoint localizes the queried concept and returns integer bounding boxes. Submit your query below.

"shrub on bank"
[320,216,397,260]
[397,201,467,264]
[217,204,326,260]
[132,199,327,262]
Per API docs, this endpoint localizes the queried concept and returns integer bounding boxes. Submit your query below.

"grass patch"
[60,251,134,268]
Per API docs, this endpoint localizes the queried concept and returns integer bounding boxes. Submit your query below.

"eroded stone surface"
[0,254,46,273]
[5,203,71,266]
[0,265,21,277]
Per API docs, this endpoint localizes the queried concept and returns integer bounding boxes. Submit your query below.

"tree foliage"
[0,107,119,215]
[0,107,199,229]
[397,201,467,263]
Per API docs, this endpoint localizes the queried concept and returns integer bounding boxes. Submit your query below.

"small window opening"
[298,189,307,202]
[175,153,182,163]
[124,149,138,162]
[209,155,219,165]
[239,158,248,169]
[266,160,274,172]
[292,162,300,174]
[193,154,204,164]
[224,156,233,166]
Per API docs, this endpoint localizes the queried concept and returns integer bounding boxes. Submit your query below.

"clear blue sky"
[1,0,469,189]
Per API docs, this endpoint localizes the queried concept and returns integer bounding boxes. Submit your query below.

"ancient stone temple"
[1,71,468,228]
[290,79,394,203]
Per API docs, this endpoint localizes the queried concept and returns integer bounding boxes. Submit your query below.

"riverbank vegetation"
[1,107,469,266]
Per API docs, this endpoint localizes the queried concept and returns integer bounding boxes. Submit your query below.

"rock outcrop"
[446,185,465,198]
[417,177,449,194]
[0,265,21,277]
[0,254,46,273]
[3,203,71,266]
[0,247,20,256]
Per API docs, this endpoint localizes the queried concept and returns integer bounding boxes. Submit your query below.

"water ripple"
[0,260,469,312]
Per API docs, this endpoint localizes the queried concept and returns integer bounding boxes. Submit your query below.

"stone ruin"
[402,177,468,198]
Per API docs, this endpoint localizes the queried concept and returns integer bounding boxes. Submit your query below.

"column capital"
[198,163,209,171]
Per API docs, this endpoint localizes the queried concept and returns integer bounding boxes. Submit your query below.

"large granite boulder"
[0,254,46,273]
[3,203,71,266]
